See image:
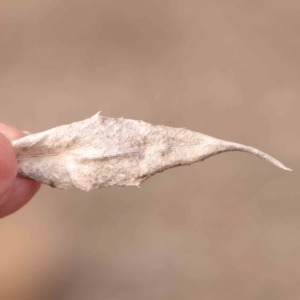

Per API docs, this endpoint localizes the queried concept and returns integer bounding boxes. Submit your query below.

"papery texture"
[12,113,291,192]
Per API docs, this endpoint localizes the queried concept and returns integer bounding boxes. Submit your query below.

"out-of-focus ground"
[0,1,299,299]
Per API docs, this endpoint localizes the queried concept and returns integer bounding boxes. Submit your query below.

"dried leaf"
[12,112,292,192]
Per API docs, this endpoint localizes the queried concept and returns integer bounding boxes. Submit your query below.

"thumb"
[0,131,18,206]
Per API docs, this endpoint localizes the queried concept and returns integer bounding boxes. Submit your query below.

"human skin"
[0,123,40,218]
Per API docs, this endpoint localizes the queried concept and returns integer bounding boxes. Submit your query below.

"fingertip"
[0,124,41,218]
[0,177,41,218]
[0,132,18,206]
[0,123,26,140]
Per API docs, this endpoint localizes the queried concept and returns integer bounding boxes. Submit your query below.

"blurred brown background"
[0,0,299,299]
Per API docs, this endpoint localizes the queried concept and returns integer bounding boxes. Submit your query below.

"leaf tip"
[218,140,292,172]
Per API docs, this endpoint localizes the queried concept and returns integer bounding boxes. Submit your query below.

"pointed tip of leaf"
[220,141,292,172]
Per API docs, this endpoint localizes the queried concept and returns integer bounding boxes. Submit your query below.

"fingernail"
[0,130,11,141]
[22,130,31,135]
